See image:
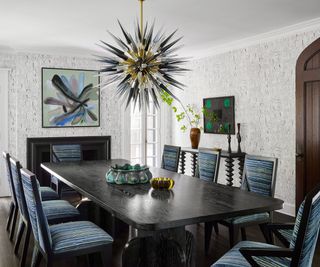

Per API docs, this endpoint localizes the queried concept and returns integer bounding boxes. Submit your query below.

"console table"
[179,147,246,186]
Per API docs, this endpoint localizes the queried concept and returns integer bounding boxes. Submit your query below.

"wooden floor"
[0,197,319,267]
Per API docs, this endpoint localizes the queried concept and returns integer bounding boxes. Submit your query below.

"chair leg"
[229,225,239,248]
[14,220,25,254]
[6,201,14,231]
[213,222,219,234]
[31,246,43,267]
[9,206,18,241]
[204,222,213,256]
[101,246,112,267]
[259,223,273,244]
[20,224,31,267]
[241,227,247,241]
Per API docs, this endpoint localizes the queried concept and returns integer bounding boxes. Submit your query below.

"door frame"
[296,37,320,211]
[0,68,10,196]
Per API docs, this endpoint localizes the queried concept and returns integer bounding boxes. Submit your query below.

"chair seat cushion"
[50,221,113,254]
[43,200,80,222]
[278,229,293,243]
[40,186,59,201]
[211,241,291,267]
[224,212,269,225]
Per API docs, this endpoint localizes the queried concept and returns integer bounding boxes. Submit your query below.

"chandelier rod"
[139,0,145,37]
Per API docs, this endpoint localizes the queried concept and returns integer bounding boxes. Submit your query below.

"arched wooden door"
[296,37,320,211]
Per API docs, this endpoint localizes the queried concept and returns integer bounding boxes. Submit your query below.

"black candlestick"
[237,123,242,153]
[227,124,231,153]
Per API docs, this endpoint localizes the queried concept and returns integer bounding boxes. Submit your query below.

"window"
[130,101,162,167]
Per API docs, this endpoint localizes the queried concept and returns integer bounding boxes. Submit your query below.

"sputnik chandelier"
[97,0,188,109]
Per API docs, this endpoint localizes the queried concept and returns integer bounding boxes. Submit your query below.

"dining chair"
[211,183,320,267]
[266,223,294,248]
[9,156,81,267]
[2,151,19,241]
[196,149,221,182]
[195,149,221,254]
[161,145,181,172]
[20,167,113,267]
[51,144,82,197]
[205,154,278,254]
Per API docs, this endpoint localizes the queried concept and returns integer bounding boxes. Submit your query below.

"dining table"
[41,159,284,267]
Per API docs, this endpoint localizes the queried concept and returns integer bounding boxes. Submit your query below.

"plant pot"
[190,128,201,149]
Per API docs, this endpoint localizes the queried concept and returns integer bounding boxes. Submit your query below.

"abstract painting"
[42,68,100,128]
[203,96,235,134]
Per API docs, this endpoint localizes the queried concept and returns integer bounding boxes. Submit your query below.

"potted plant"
[161,92,217,149]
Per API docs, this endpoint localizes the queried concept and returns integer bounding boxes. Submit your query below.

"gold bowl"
[150,177,175,190]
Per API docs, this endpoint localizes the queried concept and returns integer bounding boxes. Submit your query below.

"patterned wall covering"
[172,27,320,215]
[0,53,123,167]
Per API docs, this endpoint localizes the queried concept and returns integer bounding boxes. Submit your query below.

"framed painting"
[203,96,235,134]
[42,68,100,128]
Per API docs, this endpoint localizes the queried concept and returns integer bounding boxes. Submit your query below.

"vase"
[190,128,201,149]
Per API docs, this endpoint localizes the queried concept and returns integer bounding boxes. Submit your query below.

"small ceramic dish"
[150,177,175,190]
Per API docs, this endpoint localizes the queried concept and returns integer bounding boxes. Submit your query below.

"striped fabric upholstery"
[162,145,180,172]
[43,200,80,222]
[3,154,15,199]
[198,151,219,182]
[225,212,269,224]
[278,229,293,244]
[50,221,113,254]
[21,172,52,253]
[10,161,28,218]
[211,241,291,267]
[243,159,274,197]
[290,193,320,267]
[40,186,59,201]
[52,144,81,162]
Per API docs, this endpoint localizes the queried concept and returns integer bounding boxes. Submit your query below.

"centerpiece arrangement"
[106,163,152,185]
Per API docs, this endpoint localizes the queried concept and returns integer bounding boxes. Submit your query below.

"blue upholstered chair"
[20,167,113,267]
[221,155,278,247]
[205,155,278,254]
[196,149,221,182]
[211,183,320,267]
[195,149,221,254]
[51,144,82,197]
[2,152,19,241]
[9,156,80,267]
[161,145,181,172]
[267,224,294,248]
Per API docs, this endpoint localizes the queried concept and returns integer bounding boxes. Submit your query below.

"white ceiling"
[1,0,320,57]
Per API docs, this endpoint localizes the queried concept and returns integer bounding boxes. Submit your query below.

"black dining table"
[41,159,283,267]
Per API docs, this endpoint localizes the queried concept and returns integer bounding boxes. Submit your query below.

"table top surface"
[41,159,283,231]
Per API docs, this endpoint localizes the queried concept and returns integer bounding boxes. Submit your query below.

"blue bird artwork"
[42,69,100,127]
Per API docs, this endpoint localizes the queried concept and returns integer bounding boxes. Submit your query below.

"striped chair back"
[161,145,181,172]
[290,184,320,267]
[9,156,29,220]
[241,155,278,197]
[197,149,221,183]
[2,152,17,204]
[20,168,52,254]
[52,144,82,162]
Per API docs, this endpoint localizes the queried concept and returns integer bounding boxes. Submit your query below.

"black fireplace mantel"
[26,136,111,186]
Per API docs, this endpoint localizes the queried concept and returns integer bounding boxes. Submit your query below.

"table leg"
[180,151,186,174]
[122,227,194,267]
[225,156,234,186]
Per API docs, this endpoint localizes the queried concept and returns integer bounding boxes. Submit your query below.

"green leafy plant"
[160,91,217,132]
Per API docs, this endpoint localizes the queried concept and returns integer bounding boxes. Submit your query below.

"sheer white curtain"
[0,69,10,196]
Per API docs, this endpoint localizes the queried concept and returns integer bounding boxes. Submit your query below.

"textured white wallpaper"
[0,52,123,167]
[172,28,320,215]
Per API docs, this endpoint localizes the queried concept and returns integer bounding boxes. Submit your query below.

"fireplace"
[27,136,111,186]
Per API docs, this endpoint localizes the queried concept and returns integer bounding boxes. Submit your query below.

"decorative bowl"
[150,177,175,190]
[106,163,152,185]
